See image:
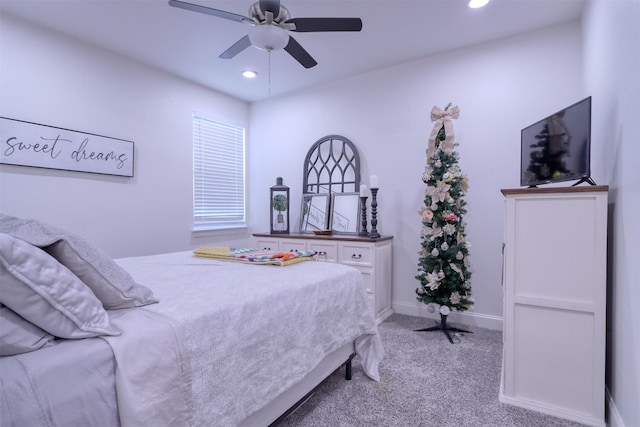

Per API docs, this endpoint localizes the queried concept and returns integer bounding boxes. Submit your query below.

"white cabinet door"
[500,187,607,427]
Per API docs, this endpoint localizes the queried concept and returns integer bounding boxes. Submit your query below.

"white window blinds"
[193,115,246,230]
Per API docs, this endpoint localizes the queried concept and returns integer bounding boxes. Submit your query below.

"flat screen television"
[520,96,593,187]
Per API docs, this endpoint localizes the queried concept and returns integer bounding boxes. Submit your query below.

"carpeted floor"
[277,313,586,427]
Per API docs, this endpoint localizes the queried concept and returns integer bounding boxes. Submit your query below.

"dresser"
[253,233,393,324]
[499,186,608,427]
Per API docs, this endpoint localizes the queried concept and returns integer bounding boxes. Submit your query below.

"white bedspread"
[101,307,193,427]
[115,251,383,426]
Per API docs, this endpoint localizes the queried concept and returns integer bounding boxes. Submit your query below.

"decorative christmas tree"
[415,103,474,343]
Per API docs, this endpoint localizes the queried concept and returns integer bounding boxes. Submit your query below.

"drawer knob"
[351,253,362,259]
[366,288,374,294]
[318,251,327,255]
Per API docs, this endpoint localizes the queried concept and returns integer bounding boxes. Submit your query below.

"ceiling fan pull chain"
[268,50,272,96]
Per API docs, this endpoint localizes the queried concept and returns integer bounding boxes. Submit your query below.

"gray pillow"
[0,214,157,309]
[0,305,56,356]
[0,233,120,339]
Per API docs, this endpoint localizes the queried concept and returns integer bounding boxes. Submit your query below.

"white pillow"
[0,214,157,309]
[0,305,56,356]
[0,233,120,339]
[44,238,158,309]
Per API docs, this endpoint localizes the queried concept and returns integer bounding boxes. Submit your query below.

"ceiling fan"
[168,0,363,68]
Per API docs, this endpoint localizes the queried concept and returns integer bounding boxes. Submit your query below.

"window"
[192,115,246,230]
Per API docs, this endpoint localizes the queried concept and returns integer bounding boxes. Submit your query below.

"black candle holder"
[368,188,381,239]
[359,196,369,236]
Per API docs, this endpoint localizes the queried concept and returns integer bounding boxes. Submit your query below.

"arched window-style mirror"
[303,135,361,194]
[301,135,361,234]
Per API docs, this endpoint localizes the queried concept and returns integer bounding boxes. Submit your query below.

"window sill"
[191,225,248,238]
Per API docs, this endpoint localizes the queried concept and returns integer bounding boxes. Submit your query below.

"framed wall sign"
[0,117,134,177]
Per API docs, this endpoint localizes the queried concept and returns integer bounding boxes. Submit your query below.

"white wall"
[249,22,584,329]
[583,1,640,426]
[0,14,251,258]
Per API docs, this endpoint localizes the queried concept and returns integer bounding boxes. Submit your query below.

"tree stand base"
[415,313,472,344]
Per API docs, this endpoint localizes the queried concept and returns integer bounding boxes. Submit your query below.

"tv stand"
[571,177,597,186]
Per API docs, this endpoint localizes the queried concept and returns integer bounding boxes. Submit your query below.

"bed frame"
[240,342,355,426]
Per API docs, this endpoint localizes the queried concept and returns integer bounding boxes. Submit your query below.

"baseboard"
[391,301,503,331]
[606,387,626,427]
[499,393,605,427]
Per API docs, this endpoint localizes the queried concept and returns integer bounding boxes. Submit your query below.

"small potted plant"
[272,194,288,226]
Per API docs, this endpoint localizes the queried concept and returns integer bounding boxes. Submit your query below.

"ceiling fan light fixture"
[249,24,289,51]
[169,0,362,68]
[468,0,490,8]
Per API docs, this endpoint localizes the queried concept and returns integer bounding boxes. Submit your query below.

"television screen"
[521,96,592,187]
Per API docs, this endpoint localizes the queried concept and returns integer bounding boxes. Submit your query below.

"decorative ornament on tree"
[415,103,474,344]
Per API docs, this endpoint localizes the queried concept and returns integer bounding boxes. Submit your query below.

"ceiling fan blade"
[259,0,281,19]
[284,36,318,69]
[219,35,252,59]
[168,0,253,25]
[286,17,363,32]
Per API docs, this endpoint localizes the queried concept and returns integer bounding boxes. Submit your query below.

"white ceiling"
[1,0,585,103]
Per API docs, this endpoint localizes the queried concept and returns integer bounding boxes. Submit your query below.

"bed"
[0,214,384,426]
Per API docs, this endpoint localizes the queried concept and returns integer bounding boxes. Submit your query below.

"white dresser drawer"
[338,243,373,267]
[279,239,307,253]
[255,239,278,251]
[308,241,338,262]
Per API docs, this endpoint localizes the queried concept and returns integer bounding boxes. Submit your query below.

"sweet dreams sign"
[0,117,134,177]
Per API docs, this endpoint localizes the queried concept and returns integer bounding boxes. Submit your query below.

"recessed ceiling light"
[242,70,257,79]
[469,0,489,8]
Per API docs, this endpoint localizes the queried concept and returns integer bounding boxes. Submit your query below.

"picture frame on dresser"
[329,193,361,234]
[300,193,330,233]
